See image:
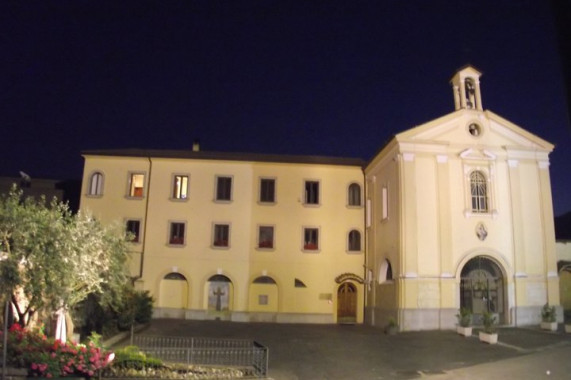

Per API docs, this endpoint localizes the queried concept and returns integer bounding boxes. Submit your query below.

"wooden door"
[337,282,357,323]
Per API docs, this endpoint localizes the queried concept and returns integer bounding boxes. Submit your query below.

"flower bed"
[3,324,114,378]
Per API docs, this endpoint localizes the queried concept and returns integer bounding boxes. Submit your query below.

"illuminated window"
[213,224,230,247]
[172,175,189,200]
[169,222,185,245]
[88,172,104,196]
[126,219,141,243]
[303,227,319,251]
[348,183,361,206]
[382,186,388,220]
[304,180,320,205]
[470,171,488,213]
[258,226,274,249]
[128,173,145,198]
[259,178,276,203]
[379,259,393,283]
[348,230,361,252]
[216,176,232,201]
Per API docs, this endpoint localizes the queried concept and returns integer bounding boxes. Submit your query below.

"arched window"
[88,172,104,196]
[465,78,476,109]
[378,259,393,283]
[253,276,277,284]
[348,230,361,252]
[348,183,361,206]
[164,272,186,280]
[470,171,488,213]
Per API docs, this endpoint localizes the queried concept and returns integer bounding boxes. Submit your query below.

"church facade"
[364,66,559,330]
[79,66,559,330]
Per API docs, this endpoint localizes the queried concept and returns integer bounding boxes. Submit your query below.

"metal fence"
[132,335,269,377]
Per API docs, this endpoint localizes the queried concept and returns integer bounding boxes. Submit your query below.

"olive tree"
[0,187,130,333]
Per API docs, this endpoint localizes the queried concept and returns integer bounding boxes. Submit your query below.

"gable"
[394,109,553,153]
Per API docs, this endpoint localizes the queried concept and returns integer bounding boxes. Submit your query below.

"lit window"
[213,224,230,247]
[258,226,274,249]
[216,176,232,201]
[126,220,140,243]
[348,230,361,252]
[378,259,393,283]
[169,222,185,245]
[259,178,276,203]
[88,172,104,196]
[470,171,488,213]
[129,173,145,198]
[172,175,189,199]
[304,180,319,205]
[348,183,361,206]
[303,227,319,251]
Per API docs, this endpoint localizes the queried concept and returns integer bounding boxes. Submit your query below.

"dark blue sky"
[2,1,570,215]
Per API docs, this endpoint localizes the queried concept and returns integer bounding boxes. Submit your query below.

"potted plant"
[479,311,498,344]
[456,308,472,337]
[540,303,557,331]
[384,317,398,335]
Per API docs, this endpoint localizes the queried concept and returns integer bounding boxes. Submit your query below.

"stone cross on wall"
[214,286,225,311]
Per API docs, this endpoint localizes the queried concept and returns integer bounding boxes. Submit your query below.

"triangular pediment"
[394,109,553,153]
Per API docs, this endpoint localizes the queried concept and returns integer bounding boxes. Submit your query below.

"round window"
[468,123,481,137]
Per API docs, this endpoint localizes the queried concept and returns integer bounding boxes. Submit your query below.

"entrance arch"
[337,282,357,324]
[207,274,233,313]
[159,272,189,309]
[460,256,505,324]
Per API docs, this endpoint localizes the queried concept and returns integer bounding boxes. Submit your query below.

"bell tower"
[450,65,483,111]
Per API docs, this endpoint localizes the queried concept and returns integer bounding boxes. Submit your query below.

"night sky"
[2,1,570,215]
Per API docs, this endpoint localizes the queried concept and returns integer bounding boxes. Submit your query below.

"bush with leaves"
[3,323,114,378]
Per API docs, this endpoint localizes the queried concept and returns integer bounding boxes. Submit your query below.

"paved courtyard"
[135,319,571,379]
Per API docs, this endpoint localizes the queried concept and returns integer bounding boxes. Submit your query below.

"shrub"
[456,308,472,327]
[4,323,114,378]
[541,303,556,323]
[482,311,496,334]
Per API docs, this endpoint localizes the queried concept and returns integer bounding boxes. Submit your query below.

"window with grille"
[470,171,488,213]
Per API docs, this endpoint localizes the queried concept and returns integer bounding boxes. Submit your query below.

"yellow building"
[80,66,558,329]
[80,150,365,323]
[365,66,558,330]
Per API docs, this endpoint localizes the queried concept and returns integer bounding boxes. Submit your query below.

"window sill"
[258,201,276,206]
[464,209,498,219]
[212,245,230,250]
[125,196,145,200]
[302,249,320,253]
[346,250,363,254]
[168,243,186,248]
[303,203,320,208]
[346,205,363,209]
[256,247,275,252]
[169,197,189,202]
[214,199,233,204]
[85,194,103,198]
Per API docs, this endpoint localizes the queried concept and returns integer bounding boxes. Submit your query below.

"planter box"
[479,331,498,344]
[540,321,558,331]
[456,326,473,337]
[565,324,571,333]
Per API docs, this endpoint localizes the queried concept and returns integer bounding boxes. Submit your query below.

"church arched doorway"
[159,272,189,309]
[337,282,357,324]
[460,256,505,324]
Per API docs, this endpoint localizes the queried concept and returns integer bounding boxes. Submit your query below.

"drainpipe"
[135,156,153,282]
